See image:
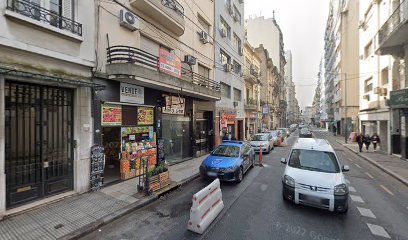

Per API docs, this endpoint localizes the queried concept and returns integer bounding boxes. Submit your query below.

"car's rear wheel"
[236,167,243,183]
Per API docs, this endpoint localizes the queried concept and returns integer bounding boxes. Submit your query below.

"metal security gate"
[5,81,74,208]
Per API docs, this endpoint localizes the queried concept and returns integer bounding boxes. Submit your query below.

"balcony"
[106,45,220,101]
[375,0,408,56]
[130,0,185,36]
[244,69,258,85]
[244,98,257,111]
[6,0,82,37]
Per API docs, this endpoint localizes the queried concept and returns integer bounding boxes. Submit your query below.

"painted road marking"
[350,195,365,203]
[357,207,376,218]
[348,186,356,192]
[365,172,374,179]
[355,163,362,169]
[348,158,353,162]
[366,223,391,239]
[380,185,394,196]
[345,179,350,184]
[260,184,268,191]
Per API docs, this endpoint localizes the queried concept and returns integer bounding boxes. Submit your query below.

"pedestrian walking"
[364,134,371,151]
[333,125,337,136]
[356,133,364,152]
[371,133,381,151]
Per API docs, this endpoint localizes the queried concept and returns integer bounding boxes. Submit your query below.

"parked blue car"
[199,141,255,182]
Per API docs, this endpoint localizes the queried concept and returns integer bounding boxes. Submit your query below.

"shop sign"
[120,83,144,104]
[389,88,408,108]
[162,95,185,115]
[262,105,270,114]
[159,48,182,78]
[221,113,236,126]
[137,107,154,125]
[102,104,122,126]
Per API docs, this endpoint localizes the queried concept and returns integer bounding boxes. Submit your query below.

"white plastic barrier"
[187,178,224,234]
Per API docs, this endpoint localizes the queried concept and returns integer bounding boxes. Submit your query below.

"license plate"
[305,195,321,203]
[207,172,217,177]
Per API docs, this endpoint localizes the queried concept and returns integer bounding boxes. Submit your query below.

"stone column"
[0,76,6,219]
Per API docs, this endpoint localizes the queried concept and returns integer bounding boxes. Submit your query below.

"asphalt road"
[81,130,408,240]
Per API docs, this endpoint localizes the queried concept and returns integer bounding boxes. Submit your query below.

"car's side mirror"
[342,165,350,172]
[281,158,287,164]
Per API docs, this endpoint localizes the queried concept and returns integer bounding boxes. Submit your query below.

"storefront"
[389,89,408,159]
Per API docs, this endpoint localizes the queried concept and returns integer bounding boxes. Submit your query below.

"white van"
[281,138,350,213]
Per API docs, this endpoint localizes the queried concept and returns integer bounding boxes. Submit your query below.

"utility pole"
[344,73,347,143]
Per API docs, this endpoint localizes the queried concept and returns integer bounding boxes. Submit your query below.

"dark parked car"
[199,141,255,182]
[299,128,313,138]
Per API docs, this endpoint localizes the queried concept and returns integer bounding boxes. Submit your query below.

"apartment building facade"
[243,40,261,139]
[324,0,360,136]
[0,0,97,217]
[94,0,220,185]
[246,16,287,128]
[374,0,408,159]
[284,51,297,127]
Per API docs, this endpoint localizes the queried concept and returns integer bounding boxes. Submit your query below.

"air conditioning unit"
[239,47,243,56]
[233,101,238,107]
[184,55,197,65]
[220,28,227,37]
[363,94,370,100]
[224,63,233,72]
[120,9,139,32]
[374,87,380,94]
[199,31,209,44]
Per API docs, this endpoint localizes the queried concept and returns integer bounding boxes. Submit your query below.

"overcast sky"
[245,0,329,109]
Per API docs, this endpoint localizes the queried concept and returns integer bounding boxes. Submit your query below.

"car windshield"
[270,131,278,137]
[300,128,310,134]
[288,149,340,173]
[211,145,240,157]
[252,134,268,141]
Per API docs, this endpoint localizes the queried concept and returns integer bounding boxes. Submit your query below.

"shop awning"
[0,66,105,90]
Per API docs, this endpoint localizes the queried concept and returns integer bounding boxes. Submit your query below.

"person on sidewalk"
[356,133,365,152]
[371,133,381,151]
[364,134,371,151]
[333,125,337,136]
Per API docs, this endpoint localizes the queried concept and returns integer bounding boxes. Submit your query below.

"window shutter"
[62,0,73,19]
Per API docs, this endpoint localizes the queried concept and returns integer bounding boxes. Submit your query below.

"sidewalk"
[0,155,207,240]
[333,135,408,187]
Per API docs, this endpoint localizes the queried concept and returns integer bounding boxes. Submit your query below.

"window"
[364,41,373,59]
[221,82,231,98]
[233,5,241,23]
[365,77,373,93]
[198,14,210,34]
[198,64,210,79]
[220,50,230,65]
[220,16,231,38]
[233,60,241,74]
[233,88,241,101]
[288,149,340,173]
[381,67,389,85]
[233,33,241,51]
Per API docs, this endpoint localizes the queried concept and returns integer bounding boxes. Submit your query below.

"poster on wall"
[102,104,122,126]
[159,48,182,78]
[137,107,154,125]
[162,95,185,115]
[120,83,144,104]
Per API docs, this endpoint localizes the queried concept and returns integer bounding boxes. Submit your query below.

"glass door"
[162,115,192,164]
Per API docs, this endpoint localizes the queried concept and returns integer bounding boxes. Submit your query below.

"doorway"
[5,82,74,208]
[162,114,192,164]
[102,127,121,184]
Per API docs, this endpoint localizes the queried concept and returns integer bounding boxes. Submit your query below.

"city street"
[81,130,408,240]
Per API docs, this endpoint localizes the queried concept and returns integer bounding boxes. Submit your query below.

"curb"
[61,173,201,240]
[337,140,408,188]
[60,195,157,240]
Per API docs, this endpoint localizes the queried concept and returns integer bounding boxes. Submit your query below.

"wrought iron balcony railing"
[162,0,184,16]
[6,0,82,36]
[377,0,408,48]
[107,45,220,91]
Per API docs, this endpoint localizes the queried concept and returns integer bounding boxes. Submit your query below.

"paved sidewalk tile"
[0,154,203,240]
